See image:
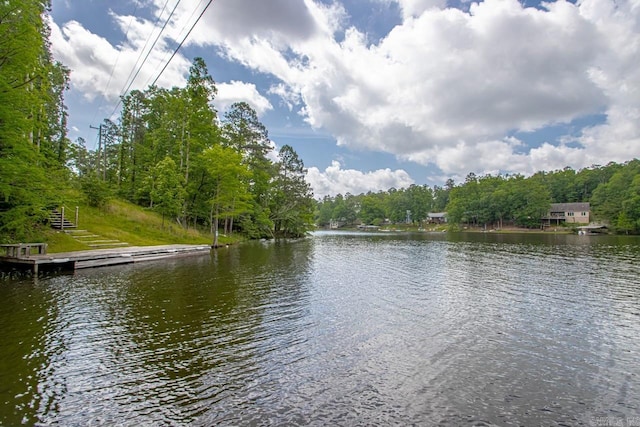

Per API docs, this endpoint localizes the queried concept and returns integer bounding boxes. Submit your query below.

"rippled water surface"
[1,231,639,426]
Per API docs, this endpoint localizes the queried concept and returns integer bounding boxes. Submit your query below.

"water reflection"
[0,279,60,426]
[0,233,638,425]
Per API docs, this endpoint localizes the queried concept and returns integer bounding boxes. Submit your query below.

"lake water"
[1,231,639,426]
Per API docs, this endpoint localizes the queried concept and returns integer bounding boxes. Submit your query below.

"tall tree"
[360,193,386,225]
[222,102,274,238]
[201,145,252,246]
[118,89,147,198]
[591,160,640,232]
[269,145,314,237]
[182,57,218,187]
[0,0,70,240]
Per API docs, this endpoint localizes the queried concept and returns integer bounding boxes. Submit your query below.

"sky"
[49,0,640,198]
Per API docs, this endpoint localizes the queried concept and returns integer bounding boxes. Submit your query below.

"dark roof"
[550,202,590,212]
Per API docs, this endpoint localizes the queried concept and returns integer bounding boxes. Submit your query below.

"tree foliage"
[0,1,71,241]
[269,145,314,237]
[51,56,313,240]
[591,160,640,233]
[0,12,315,243]
[2,4,639,242]
[315,161,640,234]
[200,144,252,245]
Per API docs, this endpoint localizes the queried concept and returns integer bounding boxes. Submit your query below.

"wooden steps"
[49,210,129,249]
[49,209,76,230]
[88,242,129,248]
[64,229,129,249]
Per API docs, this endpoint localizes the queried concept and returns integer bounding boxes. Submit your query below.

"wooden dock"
[0,244,212,275]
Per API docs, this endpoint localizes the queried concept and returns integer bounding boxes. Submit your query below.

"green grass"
[44,231,91,253]
[45,199,238,253]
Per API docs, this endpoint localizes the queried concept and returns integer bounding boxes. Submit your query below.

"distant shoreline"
[323,226,576,235]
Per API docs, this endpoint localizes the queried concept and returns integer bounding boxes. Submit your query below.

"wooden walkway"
[0,244,212,275]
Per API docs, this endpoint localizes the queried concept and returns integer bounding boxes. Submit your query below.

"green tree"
[118,89,147,198]
[591,160,640,228]
[331,194,357,225]
[201,145,252,246]
[0,0,70,240]
[222,102,274,238]
[510,176,551,228]
[182,57,218,187]
[132,60,219,227]
[148,157,186,228]
[315,195,335,226]
[360,193,386,225]
[407,184,433,224]
[615,211,635,234]
[80,174,112,208]
[269,145,314,237]
[432,183,451,212]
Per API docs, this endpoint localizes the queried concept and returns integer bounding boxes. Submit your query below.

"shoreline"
[327,226,576,235]
[0,244,216,276]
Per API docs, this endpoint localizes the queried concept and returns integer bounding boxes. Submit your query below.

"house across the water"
[542,202,590,226]
[427,212,447,224]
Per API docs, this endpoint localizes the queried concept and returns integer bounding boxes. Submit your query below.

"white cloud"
[300,0,605,153]
[177,0,322,48]
[412,138,528,176]
[306,161,415,199]
[214,81,273,117]
[50,0,640,189]
[195,0,639,177]
[49,17,189,104]
[396,0,448,18]
[268,83,301,111]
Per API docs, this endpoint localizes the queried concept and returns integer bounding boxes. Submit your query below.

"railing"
[0,243,48,258]
[542,213,566,219]
[50,206,79,230]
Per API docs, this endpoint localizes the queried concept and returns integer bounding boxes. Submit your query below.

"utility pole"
[90,124,103,180]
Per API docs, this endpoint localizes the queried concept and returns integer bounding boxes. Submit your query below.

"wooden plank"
[75,257,135,269]
[2,244,213,275]
[0,243,47,258]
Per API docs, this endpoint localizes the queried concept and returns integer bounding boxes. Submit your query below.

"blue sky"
[49,0,640,198]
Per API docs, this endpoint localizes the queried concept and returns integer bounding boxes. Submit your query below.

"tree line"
[315,160,640,234]
[0,3,314,242]
[2,3,639,241]
[72,58,314,241]
[1,1,71,240]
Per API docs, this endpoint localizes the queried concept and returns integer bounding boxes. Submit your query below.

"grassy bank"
[45,199,240,253]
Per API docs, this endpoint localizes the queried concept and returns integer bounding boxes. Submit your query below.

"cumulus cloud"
[268,83,302,111]
[50,0,640,195]
[296,0,606,158]
[49,16,189,103]
[306,161,415,199]
[395,0,448,18]
[171,0,322,48]
[194,0,639,178]
[214,81,273,116]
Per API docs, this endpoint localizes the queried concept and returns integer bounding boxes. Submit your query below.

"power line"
[117,0,171,99]
[150,0,215,87]
[140,0,208,89]
[91,2,139,125]
[108,0,183,120]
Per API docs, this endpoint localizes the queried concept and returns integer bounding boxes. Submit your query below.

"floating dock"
[0,244,212,275]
